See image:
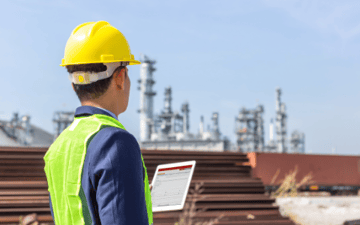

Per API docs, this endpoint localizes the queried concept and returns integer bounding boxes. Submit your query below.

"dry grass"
[271,165,315,198]
[17,213,41,225]
[17,213,52,225]
[174,182,224,225]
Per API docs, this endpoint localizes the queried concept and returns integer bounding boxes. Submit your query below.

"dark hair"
[66,63,124,102]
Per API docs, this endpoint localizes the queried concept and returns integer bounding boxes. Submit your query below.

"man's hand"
[149,183,153,192]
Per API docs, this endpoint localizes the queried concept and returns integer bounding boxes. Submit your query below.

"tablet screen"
[151,160,196,212]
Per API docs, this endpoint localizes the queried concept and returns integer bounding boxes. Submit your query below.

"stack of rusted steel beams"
[145,150,295,225]
[0,147,52,224]
[0,147,295,225]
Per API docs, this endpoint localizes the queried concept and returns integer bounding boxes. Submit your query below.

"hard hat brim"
[60,59,141,67]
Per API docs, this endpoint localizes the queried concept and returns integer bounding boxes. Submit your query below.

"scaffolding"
[235,105,264,152]
[53,111,74,140]
[290,130,305,153]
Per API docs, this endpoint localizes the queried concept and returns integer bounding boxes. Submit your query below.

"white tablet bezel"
[151,160,196,212]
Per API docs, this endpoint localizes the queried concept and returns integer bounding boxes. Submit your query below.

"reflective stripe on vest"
[43,114,153,225]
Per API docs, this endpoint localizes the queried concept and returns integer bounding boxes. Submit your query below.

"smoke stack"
[138,55,156,141]
[199,116,204,134]
[211,112,220,140]
[164,86,172,114]
[22,115,32,146]
[270,118,274,141]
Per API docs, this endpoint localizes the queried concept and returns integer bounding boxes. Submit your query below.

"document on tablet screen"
[151,165,193,207]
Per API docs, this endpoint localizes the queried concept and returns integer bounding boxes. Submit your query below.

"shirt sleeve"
[88,127,149,225]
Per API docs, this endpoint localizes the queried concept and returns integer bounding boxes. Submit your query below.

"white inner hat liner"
[68,62,128,85]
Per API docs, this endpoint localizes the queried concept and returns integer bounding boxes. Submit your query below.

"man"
[43,21,153,225]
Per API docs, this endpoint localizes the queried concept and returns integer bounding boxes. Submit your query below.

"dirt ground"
[275,196,360,225]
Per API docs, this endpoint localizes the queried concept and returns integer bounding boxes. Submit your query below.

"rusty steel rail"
[0,147,295,225]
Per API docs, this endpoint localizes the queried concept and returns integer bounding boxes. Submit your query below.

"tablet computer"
[151,160,196,212]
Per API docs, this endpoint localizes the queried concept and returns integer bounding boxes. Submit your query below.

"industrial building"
[138,55,230,151]
[236,87,305,154]
[52,111,75,141]
[137,54,305,153]
[0,112,53,147]
[235,104,265,152]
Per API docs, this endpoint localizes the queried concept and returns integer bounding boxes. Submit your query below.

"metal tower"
[181,102,190,133]
[255,105,264,151]
[138,54,156,141]
[149,86,184,140]
[290,130,305,153]
[211,112,220,140]
[275,87,287,153]
[235,105,264,152]
[160,87,174,135]
[199,115,204,135]
[164,86,172,114]
[265,118,277,152]
[53,111,74,140]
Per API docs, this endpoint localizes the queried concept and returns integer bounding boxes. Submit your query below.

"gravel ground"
[275,196,360,225]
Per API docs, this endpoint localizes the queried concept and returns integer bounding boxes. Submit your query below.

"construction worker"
[43,21,153,225]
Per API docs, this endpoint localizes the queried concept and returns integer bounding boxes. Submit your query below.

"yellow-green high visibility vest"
[43,114,153,225]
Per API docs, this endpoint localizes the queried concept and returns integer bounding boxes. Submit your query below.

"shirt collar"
[74,105,118,121]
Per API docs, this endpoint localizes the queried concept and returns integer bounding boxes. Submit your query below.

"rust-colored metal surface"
[247,152,360,186]
[0,147,295,225]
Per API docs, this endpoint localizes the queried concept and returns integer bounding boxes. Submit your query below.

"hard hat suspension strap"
[68,62,129,85]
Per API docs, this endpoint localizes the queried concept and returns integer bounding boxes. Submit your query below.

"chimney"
[270,118,274,141]
[199,116,204,134]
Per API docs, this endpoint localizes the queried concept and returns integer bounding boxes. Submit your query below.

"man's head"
[66,63,131,115]
[60,21,140,116]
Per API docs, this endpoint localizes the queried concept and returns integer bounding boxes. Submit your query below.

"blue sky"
[1,0,360,155]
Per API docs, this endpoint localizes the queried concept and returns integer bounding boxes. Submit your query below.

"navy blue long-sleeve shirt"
[48,106,149,225]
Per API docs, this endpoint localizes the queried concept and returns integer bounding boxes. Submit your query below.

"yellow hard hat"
[60,21,140,66]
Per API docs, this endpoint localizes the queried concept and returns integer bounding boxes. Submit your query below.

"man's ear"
[114,68,126,90]
[71,83,75,92]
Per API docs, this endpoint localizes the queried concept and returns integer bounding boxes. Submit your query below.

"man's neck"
[81,101,118,118]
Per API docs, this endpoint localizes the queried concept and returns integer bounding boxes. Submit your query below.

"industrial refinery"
[52,111,75,141]
[137,55,230,151]
[137,54,305,153]
[0,112,53,147]
[0,55,305,153]
[236,87,305,153]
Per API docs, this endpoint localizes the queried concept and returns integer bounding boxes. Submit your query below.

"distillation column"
[236,108,250,152]
[164,86,174,134]
[182,102,190,133]
[255,105,264,152]
[275,87,287,153]
[270,118,274,142]
[199,116,204,135]
[266,118,277,152]
[212,112,220,140]
[164,86,172,114]
[138,55,156,141]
